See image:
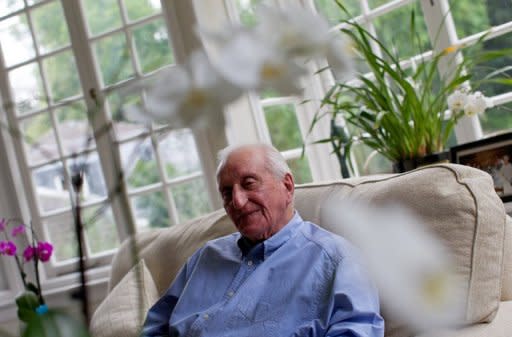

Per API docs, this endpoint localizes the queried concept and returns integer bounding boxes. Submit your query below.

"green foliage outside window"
[264,104,303,152]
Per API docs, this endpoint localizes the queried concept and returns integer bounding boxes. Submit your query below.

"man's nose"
[232,186,248,209]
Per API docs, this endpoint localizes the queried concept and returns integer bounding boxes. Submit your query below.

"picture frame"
[450,131,512,203]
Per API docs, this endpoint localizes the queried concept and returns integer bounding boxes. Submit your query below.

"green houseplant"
[311,4,512,173]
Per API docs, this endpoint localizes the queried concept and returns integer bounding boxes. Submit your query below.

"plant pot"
[392,151,451,173]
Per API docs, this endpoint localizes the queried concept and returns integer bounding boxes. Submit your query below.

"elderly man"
[142,143,384,337]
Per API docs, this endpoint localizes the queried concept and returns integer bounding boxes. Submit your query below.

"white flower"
[255,4,353,80]
[212,29,307,96]
[463,91,492,116]
[255,4,331,58]
[447,89,468,112]
[321,196,463,332]
[123,51,241,130]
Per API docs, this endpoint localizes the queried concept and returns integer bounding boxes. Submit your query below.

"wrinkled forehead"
[217,149,268,183]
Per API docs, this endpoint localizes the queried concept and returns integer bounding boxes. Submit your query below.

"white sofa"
[90,164,512,337]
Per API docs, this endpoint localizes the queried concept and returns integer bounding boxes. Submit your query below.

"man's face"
[218,148,294,242]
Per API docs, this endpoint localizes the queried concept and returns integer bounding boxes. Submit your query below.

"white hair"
[216,143,291,181]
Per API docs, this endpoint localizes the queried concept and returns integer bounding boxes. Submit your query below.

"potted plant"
[310,5,512,174]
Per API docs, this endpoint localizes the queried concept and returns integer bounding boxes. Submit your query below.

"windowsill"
[0,264,112,323]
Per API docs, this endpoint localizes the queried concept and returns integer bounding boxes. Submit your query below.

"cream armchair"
[90,164,512,337]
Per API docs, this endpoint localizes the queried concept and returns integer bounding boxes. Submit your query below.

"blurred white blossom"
[256,4,330,58]
[447,89,492,117]
[256,4,353,77]
[463,91,493,116]
[447,88,468,112]
[124,4,354,128]
[321,196,464,332]
[211,29,307,96]
[123,51,241,130]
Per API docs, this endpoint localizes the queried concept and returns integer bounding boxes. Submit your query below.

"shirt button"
[203,313,209,320]
[227,290,234,297]
[247,260,253,266]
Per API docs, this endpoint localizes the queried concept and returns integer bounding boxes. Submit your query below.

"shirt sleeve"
[140,250,202,337]
[325,255,385,337]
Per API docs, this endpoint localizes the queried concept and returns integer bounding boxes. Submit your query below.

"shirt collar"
[236,211,303,260]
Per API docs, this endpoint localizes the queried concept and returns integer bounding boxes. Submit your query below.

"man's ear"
[283,172,295,202]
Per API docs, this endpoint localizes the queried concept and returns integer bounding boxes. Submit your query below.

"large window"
[0,0,215,283]
[309,0,512,174]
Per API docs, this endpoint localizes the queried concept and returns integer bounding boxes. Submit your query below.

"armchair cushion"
[100,163,508,337]
[90,259,158,337]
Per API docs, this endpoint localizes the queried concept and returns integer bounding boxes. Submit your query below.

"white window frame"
[0,0,226,307]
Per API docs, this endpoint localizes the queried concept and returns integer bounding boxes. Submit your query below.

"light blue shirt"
[142,212,384,337]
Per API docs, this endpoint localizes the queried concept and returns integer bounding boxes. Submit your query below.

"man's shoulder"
[198,232,239,253]
[297,221,359,263]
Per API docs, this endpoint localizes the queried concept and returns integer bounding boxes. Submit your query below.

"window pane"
[468,34,512,97]
[93,33,134,86]
[43,50,82,102]
[66,154,108,203]
[264,104,303,151]
[352,143,393,175]
[32,162,71,213]
[0,13,35,67]
[481,102,512,136]
[171,178,211,223]
[449,0,512,38]
[83,205,120,255]
[121,140,162,190]
[45,212,78,261]
[32,0,71,54]
[8,62,47,114]
[373,2,431,58]
[132,19,174,73]
[234,0,263,27]
[124,0,161,22]
[159,130,202,180]
[107,91,147,140]
[21,112,59,165]
[82,0,122,36]
[55,101,96,155]
[0,0,24,15]
[314,0,360,24]
[287,157,312,184]
[132,190,169,230]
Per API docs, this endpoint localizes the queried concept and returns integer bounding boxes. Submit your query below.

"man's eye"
[243,179,257,188]
[222,191,232,201]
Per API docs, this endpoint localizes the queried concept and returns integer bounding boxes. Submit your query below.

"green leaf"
[22,309,91,337]
[16,292,40,323]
